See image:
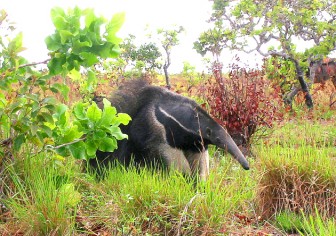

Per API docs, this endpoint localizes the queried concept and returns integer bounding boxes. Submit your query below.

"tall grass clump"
[85,154,255,235]
[1,151,81,235]
[275,208,336,235]
[256,121,336,219]
[275,210,303,234]
[299,208,336,235]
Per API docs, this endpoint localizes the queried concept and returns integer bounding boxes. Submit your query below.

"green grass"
[299,208,336,236]
[275,209,336,235]
[1,111,336,235]
[258,121,336,183]
[79,157,255,235]
[275,210,303,234]
[256,119,336,234]
[1,152,81,235]
[263,120,336,147]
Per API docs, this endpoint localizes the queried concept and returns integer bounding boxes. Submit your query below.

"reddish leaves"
[200,62,283,149]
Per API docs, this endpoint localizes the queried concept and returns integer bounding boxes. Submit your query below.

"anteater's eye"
[206,127,211,137]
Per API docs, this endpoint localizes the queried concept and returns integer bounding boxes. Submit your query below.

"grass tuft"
[256,122,336,219]
[299,208,336,236]
[1,152,80,235]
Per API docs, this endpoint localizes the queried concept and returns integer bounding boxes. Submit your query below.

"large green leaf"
[72,38,92,52]
[0,93,7,108]
[58,183,82,206]
[62,126,83,143]
[51,83,70,101]
[98,137,117,152]
[66,56,81,71]
[113,113,131,126]
[53,15,68,31]
[48,56,66,75]
[56,146,69,157]
[86,102,102,123]
[30,124,39,136]
[50,7,67,30]
[83,8,95,28]
[73,102,87,121]
[68,141,86,159]
[67,7,81,34]
[79,52,99,67]
[45,34,62,51]
[41,97,57,106]
[99,100,117,127]
[68,68,81,81]
[9,101,23,114]
[110,45,121,58]
[90,17,106,39]
[109,126,128,140]
[37,112,54,124]
[13,134,26,151]
[86,70,97,93]
[93,130,107,140]
[85,139,98,157]
[40,125,53,137]
[106,12,125,43]
[59,30,73,44]
[54,104,68,126]
[8,32,23,55]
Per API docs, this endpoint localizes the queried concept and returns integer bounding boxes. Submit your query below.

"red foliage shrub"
[200,62,283,151]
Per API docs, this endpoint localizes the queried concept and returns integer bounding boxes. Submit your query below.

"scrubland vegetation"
[1,73,335,235]
[1,3,336,236]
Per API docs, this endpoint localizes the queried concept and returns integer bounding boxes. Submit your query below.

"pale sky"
[2,0,259,73]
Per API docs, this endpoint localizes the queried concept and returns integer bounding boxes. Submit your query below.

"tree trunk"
[163,48,171,89]
[283,57,314,109]
[163,64,170,89]
[293,59,313,108]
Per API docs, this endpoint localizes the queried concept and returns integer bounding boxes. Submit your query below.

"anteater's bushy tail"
[93,78,150,117]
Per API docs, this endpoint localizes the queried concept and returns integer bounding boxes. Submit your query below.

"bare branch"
[45,137,86,150]
[18,59,50,69]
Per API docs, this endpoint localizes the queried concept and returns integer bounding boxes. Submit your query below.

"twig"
[45,137,86,150]
[0,59,51,78]
[17,58,50,69]
[177,193,203,236]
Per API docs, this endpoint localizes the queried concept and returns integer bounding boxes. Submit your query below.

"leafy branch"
[45,137,86,150]
[0,7,129,161]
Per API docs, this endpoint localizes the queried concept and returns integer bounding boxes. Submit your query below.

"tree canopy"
[209,0,336,58]
[157,25,184,88]
[196,0,336,108]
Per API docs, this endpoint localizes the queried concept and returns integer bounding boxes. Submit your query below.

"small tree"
[114,34,161,77]
[193,28,230,62]
[182,61,196,77]
[135,42,162,73]
[157,26,184,89]
[118,34,137,73]
[198,0,336,109]
[182,61,198,86]
[0,7,130,161]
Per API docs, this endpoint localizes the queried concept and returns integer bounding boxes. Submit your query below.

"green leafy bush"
[0,7,128,161]
[46,99,130,160]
